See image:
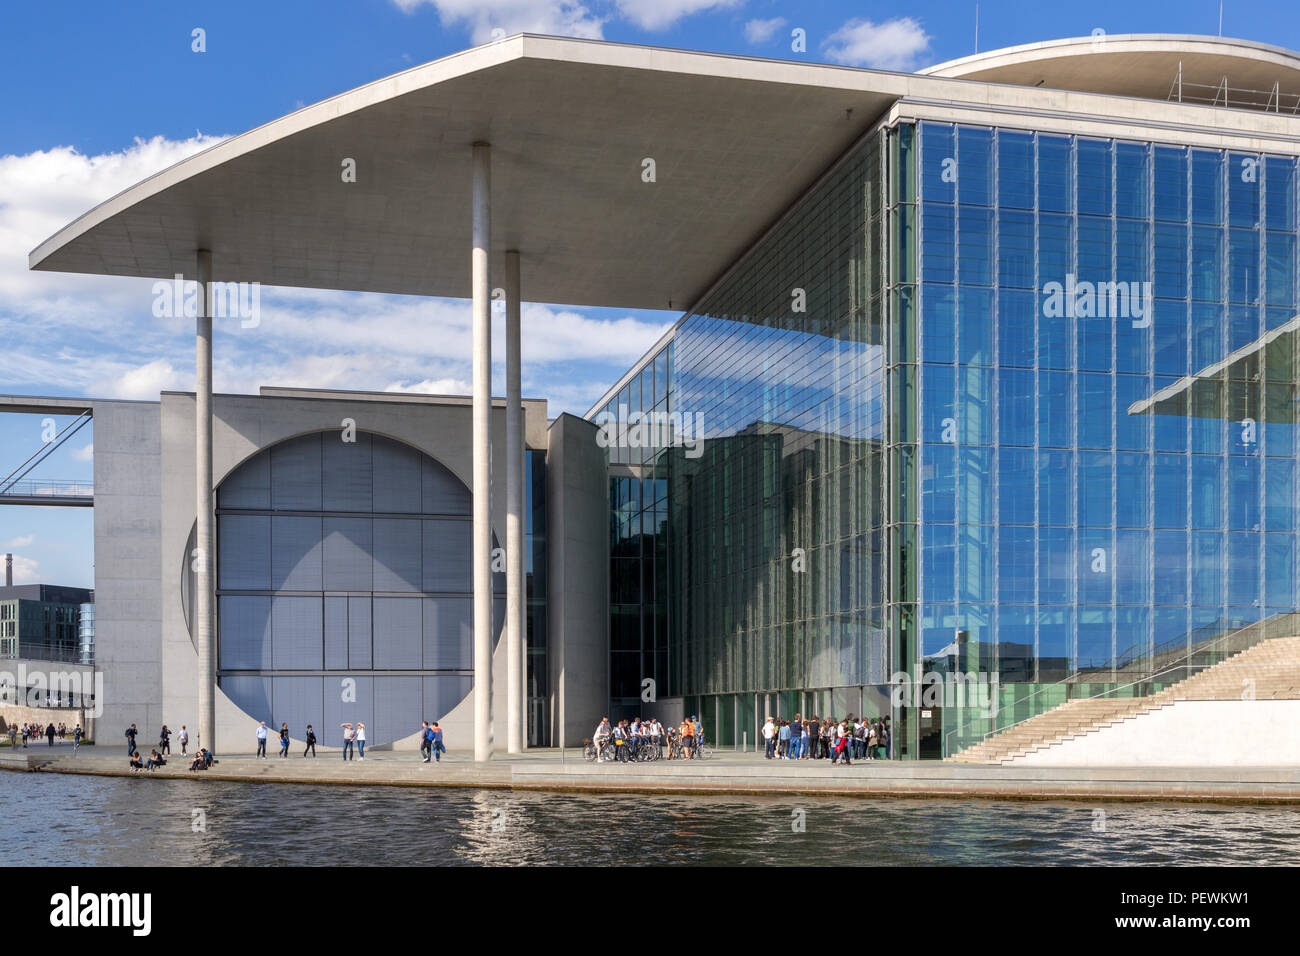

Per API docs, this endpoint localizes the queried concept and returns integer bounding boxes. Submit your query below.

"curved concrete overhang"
[924,34,1300,105]
[29,35,909,310]
[29,34,1300,312]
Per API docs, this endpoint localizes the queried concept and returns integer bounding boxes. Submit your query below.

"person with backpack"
[303,724,317,757]
[430,722,445,762]
[159,725,171,755]
[278,723,290,757]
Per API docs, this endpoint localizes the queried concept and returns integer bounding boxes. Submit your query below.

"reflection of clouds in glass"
[673,314,885,444]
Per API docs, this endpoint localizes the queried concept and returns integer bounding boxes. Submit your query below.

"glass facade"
[594,129,893,734]
[591,115,1300,757]
[212,431,547,746]
[898,121,1300,756]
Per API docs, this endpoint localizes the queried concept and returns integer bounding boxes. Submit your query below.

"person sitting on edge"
[129,750,144,771]
[145,749,164,771]
[189,750,207,771]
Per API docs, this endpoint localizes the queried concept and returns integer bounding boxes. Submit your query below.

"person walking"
[420,721,432,762]
[159,725,171,755]
[6,725,15,749]
[72,724,83,754]
[46,722,56,746]
[125,723,138,754]
[340,722,355,761]
[178,725,189,755]
[430,722,445,762]
[278,722,290,757]
[304,724,317,757]
[355,722,366,760]
[256,721,269,759]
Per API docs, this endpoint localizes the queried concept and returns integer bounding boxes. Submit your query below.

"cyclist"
[679,718,696,759]
[689,714,704,758]
[594,716,612,762]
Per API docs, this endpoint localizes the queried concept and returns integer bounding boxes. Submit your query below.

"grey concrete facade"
[545,413,608,747]
[90,400,162,742]
[81,387,552,754]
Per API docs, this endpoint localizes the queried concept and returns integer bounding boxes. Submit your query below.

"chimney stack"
[4,553,11,587]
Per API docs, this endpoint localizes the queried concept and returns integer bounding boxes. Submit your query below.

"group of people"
[122,728,189,759]
[592,715,706,761]
[253,721,378,759]
[7,722,82,748]
[761,714,891,763]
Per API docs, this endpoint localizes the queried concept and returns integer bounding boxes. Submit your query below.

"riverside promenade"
[4,746,1300,803]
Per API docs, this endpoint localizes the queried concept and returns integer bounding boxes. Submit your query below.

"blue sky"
[2,0,1298,588]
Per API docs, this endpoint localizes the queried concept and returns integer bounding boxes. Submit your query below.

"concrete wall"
[91,400,162,744]
[1014,699,1300,767]
[546,413,608,747]
[156,390,546,755]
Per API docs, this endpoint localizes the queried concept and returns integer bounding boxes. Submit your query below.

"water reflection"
[5,774,1298,866]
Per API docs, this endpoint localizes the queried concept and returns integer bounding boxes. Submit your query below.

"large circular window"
[196,430,503,747]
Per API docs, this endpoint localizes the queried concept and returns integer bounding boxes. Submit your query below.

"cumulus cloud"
[822,17,933,71]
[0,135,672,416]
[614,0,743,32]
[7,554,39,584]
[71,443,93,463]
[743,17,786,45]
[390,0,606,43]
[5,535,35,548]
[390,0,742,38]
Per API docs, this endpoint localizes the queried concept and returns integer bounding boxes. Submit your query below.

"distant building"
[0,584,93,663]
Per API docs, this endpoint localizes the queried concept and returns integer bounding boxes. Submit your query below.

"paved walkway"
[5,746,1300,803]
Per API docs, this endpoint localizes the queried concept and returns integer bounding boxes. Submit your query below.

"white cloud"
[5,535,34,548]
[822,17,933,71]
[0,134,224,305]
[8,554,38,584]
[391,0,606,43]
[0,135,673,417]
[743,17,786,45]
[384,377,472,395]
[71,443,93,463]
[615,0,742,31]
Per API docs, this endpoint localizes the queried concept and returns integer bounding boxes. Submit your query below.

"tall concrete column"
[505,249,524,753]
[471,143,493,762]
[195,248,216,754]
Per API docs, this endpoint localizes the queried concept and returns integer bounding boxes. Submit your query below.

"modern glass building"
[28,31,1300,758]
[589,41,1300,758]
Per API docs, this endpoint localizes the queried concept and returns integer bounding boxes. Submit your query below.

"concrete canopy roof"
[29,35,908,311]
[924,34,1300,106]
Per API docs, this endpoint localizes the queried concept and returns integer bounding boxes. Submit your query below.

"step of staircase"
[947,635,1300,764]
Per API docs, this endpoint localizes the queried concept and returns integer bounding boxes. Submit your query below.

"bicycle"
[582,738,615,762]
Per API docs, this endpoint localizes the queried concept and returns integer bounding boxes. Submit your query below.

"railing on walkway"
[0,478,93,504]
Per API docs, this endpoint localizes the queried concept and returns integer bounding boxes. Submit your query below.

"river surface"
[4,773,1298,866]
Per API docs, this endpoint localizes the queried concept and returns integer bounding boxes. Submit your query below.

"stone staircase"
[948,636,1300,764]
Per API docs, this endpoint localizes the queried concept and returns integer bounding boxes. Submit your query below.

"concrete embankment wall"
[1014,699,1300,767]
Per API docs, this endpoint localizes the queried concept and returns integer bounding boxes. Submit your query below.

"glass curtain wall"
[897,119,1300,756]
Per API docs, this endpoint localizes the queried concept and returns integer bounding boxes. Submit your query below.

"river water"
[5,773,1298,866]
